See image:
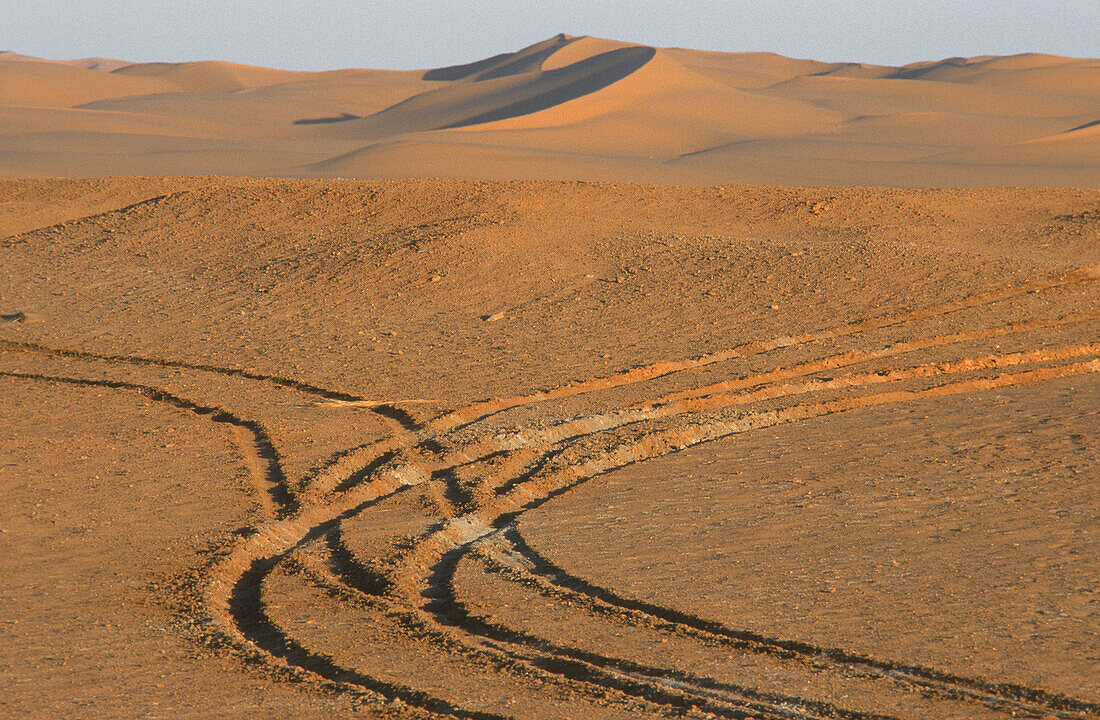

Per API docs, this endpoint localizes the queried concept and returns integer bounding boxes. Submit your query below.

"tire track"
[9,344,1097,718]
[307,277,1096,512]
[226,548,513,720]
[471,334,1100,503]
[262,332,1098,716]
[387,355,1100,720]
[309,311,1098,515]
[0,370,517,719]
[415,544,904,720]
[0,370,295,517]
[0,337,369,403]
[651,311,1100,405]
[426,265,1098,434]
[5,265,1094,505]
[477,528,1099,720]
[223,340,1087,715]
[4,266,1097,718]
[295,538,693,720]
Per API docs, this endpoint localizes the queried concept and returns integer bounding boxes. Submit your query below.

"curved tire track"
[4,266,1098,719]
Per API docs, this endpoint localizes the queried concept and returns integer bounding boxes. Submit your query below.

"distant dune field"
[1,34,1097,185]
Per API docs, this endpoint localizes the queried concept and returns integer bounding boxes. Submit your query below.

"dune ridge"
[0,35,1097,185]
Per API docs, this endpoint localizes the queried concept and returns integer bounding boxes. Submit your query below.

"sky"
[3,1,1097,70]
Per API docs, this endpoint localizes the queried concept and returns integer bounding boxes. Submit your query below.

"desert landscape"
[1,34,1099,185]
[1,33,1098,720]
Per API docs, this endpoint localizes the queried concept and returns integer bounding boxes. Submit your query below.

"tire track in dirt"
[249,337,1095,716]
[7,343,1097,720]
[22,344,1083,718]
[0,370,517,718]
[224,546,514,720]
[466,325,1099,504]
[650,311,1100,405]
[412,544,903,720]
[194,461,537,718]
[302,307,1097,511]
[4,266,1097,718]
[468,543,934,715]
[475,527,1099,720]
[9,352,1096,718]
[293,540,696,720]
[0,370,295,517]
[5,265,1094,505]
[0,337,370,403]
[295,269,1096,515]
[426,265,1098,434]
[386,355,1100,720]
[208,317,1098,717]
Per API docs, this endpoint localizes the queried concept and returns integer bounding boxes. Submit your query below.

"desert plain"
[0,34,1098,720]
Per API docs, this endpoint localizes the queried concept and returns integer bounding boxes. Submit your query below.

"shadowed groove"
[0,370,297,516]
[413,543,900,720]
[228,554,514,720]
[0,337,368,403]
[499,528,1100,718]
[393,357,1100,720]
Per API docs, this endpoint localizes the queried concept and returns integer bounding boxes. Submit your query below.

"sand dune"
[1,35,1096,185]
[0,50,132,72]
[0,61,171,108]
[111,60,304,93]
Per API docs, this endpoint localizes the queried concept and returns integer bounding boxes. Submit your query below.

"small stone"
[484,311,505,322]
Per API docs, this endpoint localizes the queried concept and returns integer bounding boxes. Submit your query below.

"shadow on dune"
[442,45,656,129]
[292,112,362,125]
[327,44,658,141]
[886,58,970,80]
[1067,119,1099,132]
[423,34,573,82]
[469,43,569,82]
[423,52,517,82]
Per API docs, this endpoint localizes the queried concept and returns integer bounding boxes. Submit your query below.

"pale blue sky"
[3,1,1096,70]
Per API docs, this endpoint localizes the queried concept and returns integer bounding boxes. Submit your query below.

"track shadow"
[502,528,1100,717]
[0,370,297,516]
[227,556,506,720]
[0,337,365,402]
[415,544,871,720]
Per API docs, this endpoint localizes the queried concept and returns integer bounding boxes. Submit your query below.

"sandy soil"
[0,177,1097,719]
[1,35,1098,186]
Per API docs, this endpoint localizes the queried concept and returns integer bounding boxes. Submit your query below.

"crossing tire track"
[386,356,1099,720]
[5,266,1098,719]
